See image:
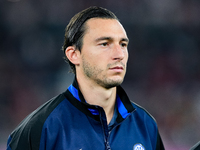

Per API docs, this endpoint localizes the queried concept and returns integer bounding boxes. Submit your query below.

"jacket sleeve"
[156,132,165,150]
[6,113,43,150]
[6,135,12,150]
[6,125,41,150]
[6,94,64,150]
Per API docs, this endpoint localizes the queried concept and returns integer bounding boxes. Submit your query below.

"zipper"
[99,105,136,150]
[106,140,111,150]
[106,112,135,150]
[98,106,112,150]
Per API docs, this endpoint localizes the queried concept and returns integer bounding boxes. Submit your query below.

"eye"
[100,42,108,47]
[121,43,128,48]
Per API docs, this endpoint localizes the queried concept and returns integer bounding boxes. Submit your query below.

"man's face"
[78,18,129,89]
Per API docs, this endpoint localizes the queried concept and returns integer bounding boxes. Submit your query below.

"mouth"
[109,66,124,72]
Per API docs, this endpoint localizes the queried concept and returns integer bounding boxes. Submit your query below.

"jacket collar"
[64,77,136,122]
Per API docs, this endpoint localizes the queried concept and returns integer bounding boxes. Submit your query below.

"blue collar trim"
[68,84,99,115]
[116,95,130,118]
[68,84,130,118]
[68,84,80,101]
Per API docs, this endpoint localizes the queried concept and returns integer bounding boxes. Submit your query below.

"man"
[7,6,165,150]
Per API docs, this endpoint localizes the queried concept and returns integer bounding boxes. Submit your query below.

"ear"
[65,46,80,65]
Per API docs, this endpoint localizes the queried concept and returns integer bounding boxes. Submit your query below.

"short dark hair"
[62,6,119,73]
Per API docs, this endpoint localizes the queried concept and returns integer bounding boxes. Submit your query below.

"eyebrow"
[122,38,129,43]
[95,36,129,43]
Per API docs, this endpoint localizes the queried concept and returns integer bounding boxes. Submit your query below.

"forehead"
[84,18,128,39]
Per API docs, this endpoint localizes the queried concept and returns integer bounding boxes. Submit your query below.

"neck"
[76,75,116,124]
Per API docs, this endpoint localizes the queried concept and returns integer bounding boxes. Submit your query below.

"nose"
[112,44,126,60]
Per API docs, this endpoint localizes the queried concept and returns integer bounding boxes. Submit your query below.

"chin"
[95,74,125,89]
[103,78,124,89]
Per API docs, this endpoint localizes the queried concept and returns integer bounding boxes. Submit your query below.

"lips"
[110,66,124,70]
[108,62,125,73]
[109,65,124,73]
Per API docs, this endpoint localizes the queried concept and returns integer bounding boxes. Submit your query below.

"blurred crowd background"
[0,0,200,149]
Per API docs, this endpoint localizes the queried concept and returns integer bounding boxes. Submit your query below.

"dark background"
[1,0,200,149]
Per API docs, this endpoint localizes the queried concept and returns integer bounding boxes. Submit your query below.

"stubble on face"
[82,55,125,89]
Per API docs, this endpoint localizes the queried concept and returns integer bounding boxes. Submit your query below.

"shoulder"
[130,102,160,148]
[19,93,66,130]
[131,101,158,128]
[7,93,66,150]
